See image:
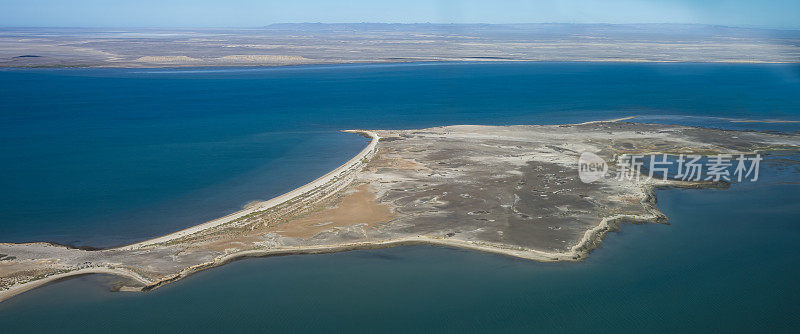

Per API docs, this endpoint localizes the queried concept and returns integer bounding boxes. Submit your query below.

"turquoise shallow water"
[0,63,799,331]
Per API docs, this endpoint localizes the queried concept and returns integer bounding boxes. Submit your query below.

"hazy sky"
[1,0,798,29]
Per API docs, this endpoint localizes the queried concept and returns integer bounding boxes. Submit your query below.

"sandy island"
[2,120,800,303]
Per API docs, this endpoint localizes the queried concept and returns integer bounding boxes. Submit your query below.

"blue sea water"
[0,62,799,332]
[0,167,798,333]
[1,62,799,247]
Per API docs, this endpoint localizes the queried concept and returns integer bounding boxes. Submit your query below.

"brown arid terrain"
[1,24,799,67]
[1,119,800,302]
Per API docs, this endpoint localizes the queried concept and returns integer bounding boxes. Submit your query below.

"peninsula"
[1,120,799,302]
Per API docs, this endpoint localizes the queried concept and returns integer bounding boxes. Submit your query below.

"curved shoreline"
[118,130,380,250]
[0,267,150,303]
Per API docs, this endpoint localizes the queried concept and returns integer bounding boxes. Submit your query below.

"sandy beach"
[119,130,381,250]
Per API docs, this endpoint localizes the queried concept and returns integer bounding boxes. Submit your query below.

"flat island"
[2,120,799,302]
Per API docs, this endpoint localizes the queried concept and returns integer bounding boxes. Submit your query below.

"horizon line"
[1,22,799,31]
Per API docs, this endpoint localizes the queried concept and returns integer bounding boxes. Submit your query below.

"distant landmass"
[0,23,798,67]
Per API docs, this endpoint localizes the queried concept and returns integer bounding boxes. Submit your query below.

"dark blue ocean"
[0,63,799,332]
